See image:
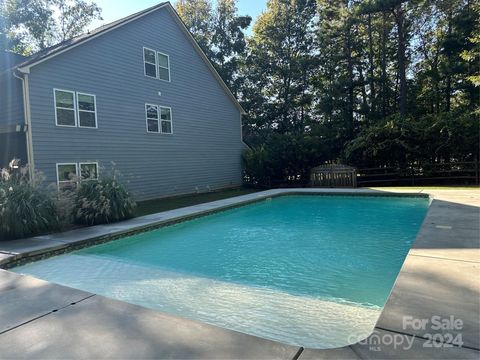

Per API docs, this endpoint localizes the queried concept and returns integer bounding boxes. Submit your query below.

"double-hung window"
[143,47,170,81]
[144,47,157,78]
[146,104,159,133]
[55,90,76,127]
[77,93,97,128]
[54,89,97,128]
[145,104,172,134]
[160,106,172,133]
[157,52,170,81]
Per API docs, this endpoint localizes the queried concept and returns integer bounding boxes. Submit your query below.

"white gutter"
[13,70,35,181]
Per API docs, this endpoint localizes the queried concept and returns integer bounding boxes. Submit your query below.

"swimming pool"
[13,194,429,348]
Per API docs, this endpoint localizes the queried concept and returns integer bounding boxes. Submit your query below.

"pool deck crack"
[0,294,96,336]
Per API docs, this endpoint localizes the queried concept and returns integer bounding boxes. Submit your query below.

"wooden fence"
[311,164,357,188]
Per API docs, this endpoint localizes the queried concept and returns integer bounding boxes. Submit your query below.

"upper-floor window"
[157,52,170,81]
[160,106,172,133]
[146,104,159,132]
[54,89,76,127]
[77,93,97,128]
[144,48,157,78]
[143,47,170,82]
[54,89,97,128]
[145,104,172,134]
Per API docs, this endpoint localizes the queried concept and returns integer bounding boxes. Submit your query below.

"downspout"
[13,69,34,181]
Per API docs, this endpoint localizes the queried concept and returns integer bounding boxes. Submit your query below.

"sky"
[90,1,267,32]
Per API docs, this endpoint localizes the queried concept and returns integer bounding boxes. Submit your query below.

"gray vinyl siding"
[27,7,243,200]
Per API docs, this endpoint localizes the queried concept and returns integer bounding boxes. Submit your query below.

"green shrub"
[0,161,59,240]
[73,176,136,225]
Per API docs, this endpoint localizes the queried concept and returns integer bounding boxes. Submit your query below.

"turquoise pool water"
[14,195,429,348]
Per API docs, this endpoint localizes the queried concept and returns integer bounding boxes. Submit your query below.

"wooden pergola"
[310,164,357,188]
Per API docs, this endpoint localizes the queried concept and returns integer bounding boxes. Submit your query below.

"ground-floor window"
[56,163,78,188]
[56,162,98,188]
[80,162,98,181]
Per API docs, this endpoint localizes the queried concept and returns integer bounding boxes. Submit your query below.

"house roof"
[12,2,246,114]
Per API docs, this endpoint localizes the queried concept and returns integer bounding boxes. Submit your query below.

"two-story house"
[0,2,246,200]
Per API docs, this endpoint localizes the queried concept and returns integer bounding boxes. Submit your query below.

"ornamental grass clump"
[73,174,136,225]
[0,160,59,240]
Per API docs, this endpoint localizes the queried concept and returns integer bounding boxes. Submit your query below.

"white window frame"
[157,51,171,82]
[54,88,77,127]
[143,47,158,79]
[77,92,98,129]
[159,105,173,134]
[79,162,99,181]
[145,103,160,133]
[56,162,78,187]
[145,104,173,134]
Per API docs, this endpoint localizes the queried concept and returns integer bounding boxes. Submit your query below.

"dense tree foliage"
[176,0,251,94]
[1,0,477,186]
[177,0,479,185]
[0,0,102,54]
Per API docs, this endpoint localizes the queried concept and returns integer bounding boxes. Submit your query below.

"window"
[146,104,159,133]
[145,104,173,134]
[56,162,99,189]
[55,89,76,126]
[157,52,170,81]
[77,93,97,128]
[143,47,170,81]
[80,162,98,180]
[54,89,97,128]
[56,163,78,187]
[144,47,157,78]
[160,106,172,134]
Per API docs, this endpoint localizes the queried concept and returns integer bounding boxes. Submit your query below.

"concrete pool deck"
[0,188,478,359]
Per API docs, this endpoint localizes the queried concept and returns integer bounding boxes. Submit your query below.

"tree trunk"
[394,3,407,118]
[367,13,376,116]
[445,12,452,112]
[381,10,388,120]
[359,66,368,112]
[346,25,355,138]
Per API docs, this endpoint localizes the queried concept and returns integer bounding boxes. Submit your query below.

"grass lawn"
[135,187,260,217]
